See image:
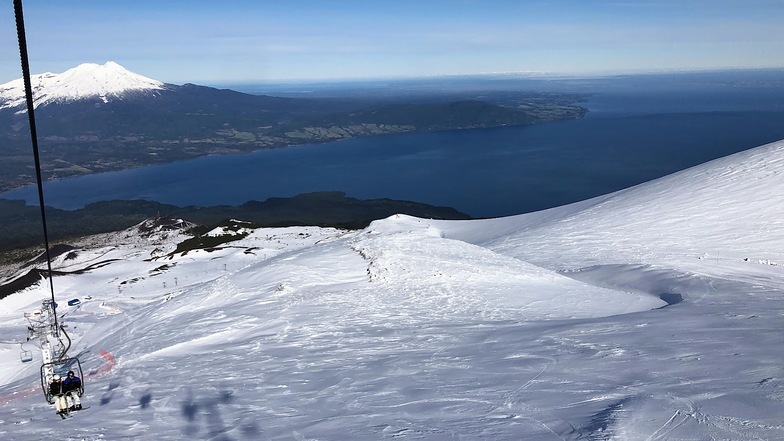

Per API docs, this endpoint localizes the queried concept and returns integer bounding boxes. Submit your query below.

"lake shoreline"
[4,73,784,218]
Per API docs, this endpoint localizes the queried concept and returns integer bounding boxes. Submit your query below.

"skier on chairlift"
[48,374,68,416]
[63,370,82,411]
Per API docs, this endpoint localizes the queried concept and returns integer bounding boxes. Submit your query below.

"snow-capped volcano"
[0,61,165,110]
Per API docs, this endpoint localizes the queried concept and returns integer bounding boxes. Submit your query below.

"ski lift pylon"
[24,299,84,403]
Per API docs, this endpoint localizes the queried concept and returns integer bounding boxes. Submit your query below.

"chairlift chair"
[20,350,33,363]
[20,341,33,362]
[41,357,84,404]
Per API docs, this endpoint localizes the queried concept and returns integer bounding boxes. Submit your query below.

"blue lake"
[4,75,784,218]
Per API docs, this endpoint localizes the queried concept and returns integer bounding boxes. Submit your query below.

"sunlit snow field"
[2,140,784,440]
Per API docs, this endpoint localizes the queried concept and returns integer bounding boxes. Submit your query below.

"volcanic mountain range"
[0,61,585,191]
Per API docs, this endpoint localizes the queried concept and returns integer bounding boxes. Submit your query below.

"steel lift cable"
[13,0,60,331]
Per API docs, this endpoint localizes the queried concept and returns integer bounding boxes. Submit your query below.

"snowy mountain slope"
[1,141,784,439]
[436,138,784,272]
[0,61,165,110]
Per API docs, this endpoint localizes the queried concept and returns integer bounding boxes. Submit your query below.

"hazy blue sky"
[1,0,783,85]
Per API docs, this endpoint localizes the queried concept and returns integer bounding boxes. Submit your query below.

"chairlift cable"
[12,2,86,411]
[13,0,60,330]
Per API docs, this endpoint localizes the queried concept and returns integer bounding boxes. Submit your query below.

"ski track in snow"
[2,141,784,439]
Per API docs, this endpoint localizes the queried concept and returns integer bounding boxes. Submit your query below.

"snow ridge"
[0,61,165,110]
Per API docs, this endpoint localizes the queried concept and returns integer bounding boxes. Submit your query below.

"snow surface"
[0,61,165,110]
[2,140,784,439]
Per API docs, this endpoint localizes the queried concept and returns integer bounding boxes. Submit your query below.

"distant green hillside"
[277,99,584,141]
[0,192,471,259]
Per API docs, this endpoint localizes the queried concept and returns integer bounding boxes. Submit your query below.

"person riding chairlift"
[48,374,68,415]
[63,370,82,411]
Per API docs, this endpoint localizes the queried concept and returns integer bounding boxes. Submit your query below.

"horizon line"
[198,66,784,87]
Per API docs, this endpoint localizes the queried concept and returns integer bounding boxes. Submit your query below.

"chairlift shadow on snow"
[139,391,152,409]
[99,378,121,406]
[179,387,260,440]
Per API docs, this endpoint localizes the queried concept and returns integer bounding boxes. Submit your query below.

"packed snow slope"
[0,61,164,110]
[435,138,784,272]
[1,140,784,440]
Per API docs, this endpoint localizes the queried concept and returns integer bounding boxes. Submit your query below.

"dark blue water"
[3,74,784,218]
